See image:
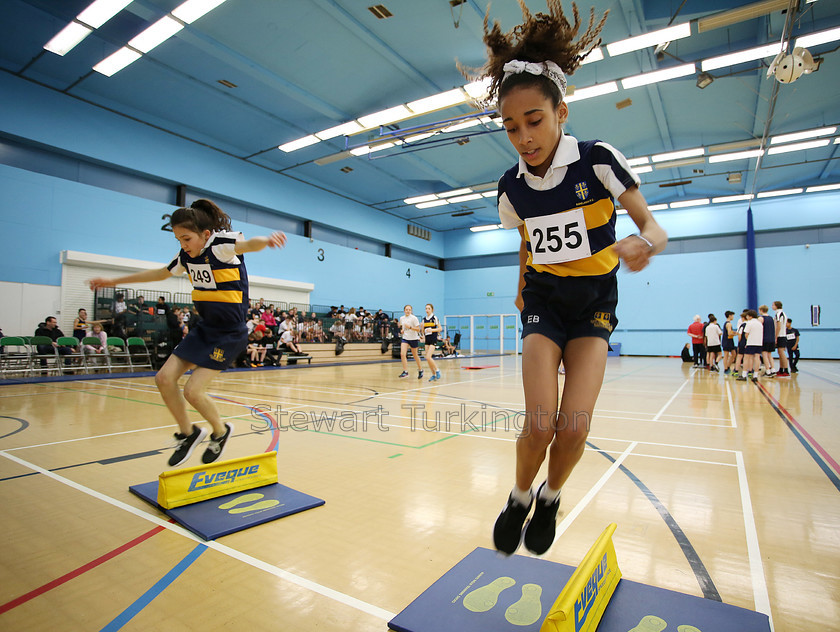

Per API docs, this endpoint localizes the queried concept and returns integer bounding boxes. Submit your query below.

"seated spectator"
[442,336,456,356]
[311,319,325,343]
[279,328,304,355]
[83,322,108,353]
[330,319,345,342]
[247,330,267,367]
[261,328,281,366]
[35,316,72,366]
[128,295,149,315]
[247,313,262,334]
[261,306,277,333]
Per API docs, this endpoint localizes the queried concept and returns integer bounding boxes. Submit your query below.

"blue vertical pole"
[746,206,758,310]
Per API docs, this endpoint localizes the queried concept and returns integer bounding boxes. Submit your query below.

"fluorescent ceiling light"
[616,208,628,215]
[606,23,691,57]
[404,194,438,205]
[627,157,649,166]
[357,105,411,129]
[407,89,466,114]
[565,81,618,103]
[463,78,491,100]
[444,119,482,133]
[93,47,142,76]
[404,132,436,143]
[278,135,319,152]
[633,165,653,174]
[580,47,604,64]
[448,193,483,203]
[350,142,396,156]
[770,126,836,144]
[315,121,364,141]
[670,198,710,208]
[795,26,840,49]
[767,139,831,155]
[78,0,133,29]
[651,147,704,163]
[469,224,501,232]
[437,188,473,198]
[416,200,450,209]
[757,188,803,198]
[481,191,497,198]
[129,16,184,53]
[701,43,783,71]
[708,149,764,163]
[621,63,696,90]
[806,183,840,193]
[44,22,93,56]
[712,194,754,203]
[647,204,669,211]
[172,0,229,24]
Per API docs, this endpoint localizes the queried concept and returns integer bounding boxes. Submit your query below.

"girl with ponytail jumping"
[89,199,286,467]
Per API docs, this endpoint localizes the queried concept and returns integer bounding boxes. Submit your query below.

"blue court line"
[587,440,722,602]
[99,543,207,632]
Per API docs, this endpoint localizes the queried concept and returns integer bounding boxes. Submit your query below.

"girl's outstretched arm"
[235,231,287,255]
[89,267,171,290]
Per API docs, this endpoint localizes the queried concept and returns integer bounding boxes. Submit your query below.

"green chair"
[82,336,109,373]
[106,337,132,372]
[126,337,153,371]
[29,336,62,376]
[0,337,31,378]
[56,337,86,374]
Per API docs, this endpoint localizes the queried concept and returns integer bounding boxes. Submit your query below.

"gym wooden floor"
[1,356,838,631]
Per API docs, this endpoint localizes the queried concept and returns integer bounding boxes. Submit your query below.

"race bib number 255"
[525,208,591,265]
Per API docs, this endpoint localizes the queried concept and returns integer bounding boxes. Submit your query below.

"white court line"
[554,442,637,542]
[735,451,774,629]
[804,364,840,380]
[652,378,690,421]
[726,381,738,429]
[0,450,396,623]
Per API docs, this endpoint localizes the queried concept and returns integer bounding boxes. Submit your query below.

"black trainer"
[493,493,533,555]
[168,425,208,467]
[418,370,424,380]
[524,484,561,555]
[202,422,233,464]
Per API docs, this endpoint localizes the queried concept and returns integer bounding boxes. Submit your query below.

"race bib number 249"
[525,208,591,265]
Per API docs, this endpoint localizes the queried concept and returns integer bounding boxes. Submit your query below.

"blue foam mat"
[388,547,770,632]
[129,481,324,540]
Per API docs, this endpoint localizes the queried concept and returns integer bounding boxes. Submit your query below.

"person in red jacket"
[687,315,705,366]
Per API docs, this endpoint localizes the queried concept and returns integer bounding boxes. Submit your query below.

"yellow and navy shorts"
[520,270,618,350]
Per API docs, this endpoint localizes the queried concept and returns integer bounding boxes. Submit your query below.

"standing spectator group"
[687,301,797,379]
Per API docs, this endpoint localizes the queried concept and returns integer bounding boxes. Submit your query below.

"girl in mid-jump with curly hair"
[473,1,668,555]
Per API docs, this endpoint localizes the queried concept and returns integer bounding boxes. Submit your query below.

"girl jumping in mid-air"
[90,199,286,467]
[469,1,667,555]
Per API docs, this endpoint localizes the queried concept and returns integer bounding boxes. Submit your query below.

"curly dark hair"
[465,0,608,105]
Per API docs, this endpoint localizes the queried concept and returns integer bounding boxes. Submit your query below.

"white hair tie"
[502,60,567,99]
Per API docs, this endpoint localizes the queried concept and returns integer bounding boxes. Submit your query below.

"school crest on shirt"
[575,181,589,201]
[591,311,613,332]
[210,348,225,363]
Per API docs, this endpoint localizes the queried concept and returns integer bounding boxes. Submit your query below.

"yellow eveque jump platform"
[157,451,278,509]
[540,523,621,632]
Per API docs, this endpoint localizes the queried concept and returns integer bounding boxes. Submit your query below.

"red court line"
[211,394,279,453]
[0,525,165,615]
[756,381,840,476]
